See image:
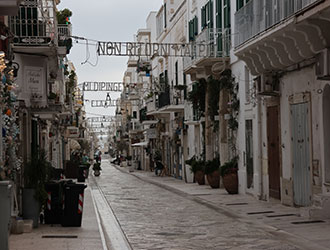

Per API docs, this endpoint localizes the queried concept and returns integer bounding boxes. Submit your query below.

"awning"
[69,139,81,150]
[131,141,148,147]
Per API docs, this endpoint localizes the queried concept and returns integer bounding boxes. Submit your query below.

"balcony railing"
[58,24,72,40]
[234,0,319,48]
[183,28,231,71]
[9,0,57,46]
[157,90,170,109]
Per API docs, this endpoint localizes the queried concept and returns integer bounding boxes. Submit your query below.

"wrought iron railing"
[183,28,231,70]
[234,0,320,48]
[9,0,57,46]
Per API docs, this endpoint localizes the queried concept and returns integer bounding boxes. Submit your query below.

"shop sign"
[66,126,79,138]
[25,66,44,99]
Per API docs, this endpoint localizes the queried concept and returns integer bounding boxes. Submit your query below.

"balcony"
[58,24,72,55]
[234,0,330,75]
[0,0,22,15]
[9,0,58,55]
[183,28,230,79]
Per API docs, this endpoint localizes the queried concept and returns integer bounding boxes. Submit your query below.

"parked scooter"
[93,162,101,176]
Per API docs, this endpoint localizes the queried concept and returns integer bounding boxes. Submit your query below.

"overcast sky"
[57,0,162,127]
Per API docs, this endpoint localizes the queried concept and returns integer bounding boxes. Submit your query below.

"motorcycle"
[93,162,101,176]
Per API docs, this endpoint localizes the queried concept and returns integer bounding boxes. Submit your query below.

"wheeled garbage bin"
[61,182,87,227]
[44,181,62,224]
[0,181,12,250]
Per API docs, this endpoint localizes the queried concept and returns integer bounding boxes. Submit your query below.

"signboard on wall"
[24,66,45,99]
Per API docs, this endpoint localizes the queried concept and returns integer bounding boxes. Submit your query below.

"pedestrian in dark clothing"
[154,160,164,176]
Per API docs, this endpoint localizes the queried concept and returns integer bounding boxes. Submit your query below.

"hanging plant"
[187,78,206,116]
[207,76,221,121]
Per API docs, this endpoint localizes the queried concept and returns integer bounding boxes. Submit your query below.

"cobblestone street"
[91,160,307,250]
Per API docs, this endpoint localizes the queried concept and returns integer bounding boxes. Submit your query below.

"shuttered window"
[189,16,198,41]
[224,0,230,28]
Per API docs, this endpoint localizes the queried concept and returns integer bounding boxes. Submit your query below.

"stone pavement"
[115,163,330,250]
[9,185,106,250]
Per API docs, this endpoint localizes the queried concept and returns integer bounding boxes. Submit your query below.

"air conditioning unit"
[256,73,280,97]
[316,48,330,80]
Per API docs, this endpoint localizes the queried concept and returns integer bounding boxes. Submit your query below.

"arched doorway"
[323,85,330,183]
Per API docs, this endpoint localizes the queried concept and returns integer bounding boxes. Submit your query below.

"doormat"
[247,211,274,215]
[42,235,78,239]
[291,220,325,225]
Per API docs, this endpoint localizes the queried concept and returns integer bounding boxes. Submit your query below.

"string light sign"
[97,41,210,57]
[87,93,120,108]
[87,116,115,122]
[82,81,122,92]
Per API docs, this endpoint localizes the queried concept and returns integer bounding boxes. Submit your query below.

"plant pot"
[222,172,238,194]
[206,170,220,188]
[22,188,40,228]
[94,169,100,176]
[194,170,205,185]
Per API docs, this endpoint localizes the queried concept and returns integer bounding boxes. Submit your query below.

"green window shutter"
[217,33,223,55]
[216,0,222,29]
[209,0,214,28]
[224,0,231,28]
[201,6,205,30]
[189,20,193,41]
[237,0,244,11]
[194,16,198,36]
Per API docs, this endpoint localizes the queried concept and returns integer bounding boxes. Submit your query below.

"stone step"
[23,220,33,233]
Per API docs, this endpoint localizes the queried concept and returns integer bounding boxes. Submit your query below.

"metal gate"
[291,102,311,206]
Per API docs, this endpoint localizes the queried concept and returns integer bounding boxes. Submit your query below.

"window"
[224,0,230,28]
[133,111,137,119]
[237,0,250,11]
[245,66,250,103]
[175,61,178,86]
[189,16,198,41]
[164,3,167,28]
[201,1,214,30]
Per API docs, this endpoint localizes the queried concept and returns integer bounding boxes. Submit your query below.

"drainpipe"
[258,95,265,200]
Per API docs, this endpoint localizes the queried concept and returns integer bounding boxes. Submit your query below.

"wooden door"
[267,106,281,199]
[291,102,312,206]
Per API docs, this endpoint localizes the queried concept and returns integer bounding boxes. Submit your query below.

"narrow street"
[90,159,318,250]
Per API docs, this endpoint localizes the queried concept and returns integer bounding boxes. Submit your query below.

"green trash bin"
[61,182,87,227]
[0,181,12,250]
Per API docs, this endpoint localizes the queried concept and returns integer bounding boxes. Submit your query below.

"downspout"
[258,95,265,200]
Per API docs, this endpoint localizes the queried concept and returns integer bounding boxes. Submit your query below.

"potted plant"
[186,157,205,185]
[92,162,102,176]
[23,150,52,227]
[205,157,220,188]
[220,157,239,194]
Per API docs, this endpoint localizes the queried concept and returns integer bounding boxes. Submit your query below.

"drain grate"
[42,235,78,239]
[266,214,297,218]
[247,211,274,215]
[226,202,248,206]
[291,220,325,225]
